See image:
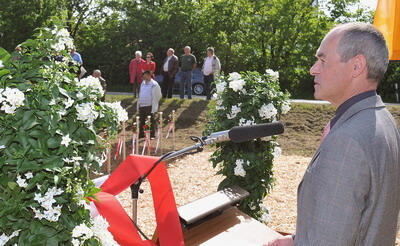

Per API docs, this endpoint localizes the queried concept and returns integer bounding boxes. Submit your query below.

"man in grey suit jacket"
[161,48,179,98]
[267,23,400,246]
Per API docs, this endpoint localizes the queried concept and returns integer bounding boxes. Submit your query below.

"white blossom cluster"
[281,101,291,114]
[61,134,72,147]
[76,76,104,98]
[50,28,74,52]
[0,60,4,68]
[100,101,129,122]
[72,216,118,246]
[234,159,249,177]
[75,102,99,125]
[0,87,25,114]
[227,104,241,119]
[258,103,277,120]
[238,117,255,126]
[272,146,282,159]
[259,204,272,223]
[228,72,246,93]
[265,69,279,82]
[31,187,64,222]
[0,230,20,246]
[16,172,33,188]
[215,81,227,94]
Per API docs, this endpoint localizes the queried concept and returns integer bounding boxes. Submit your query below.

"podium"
[183,207,281,245]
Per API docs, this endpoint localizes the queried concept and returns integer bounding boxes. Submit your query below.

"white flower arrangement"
[0,60,3,68]
[272,146,282,159]
[234,159,248,177]
[258,103,277,120]
[239,117,255,126]
[0,87,25,114]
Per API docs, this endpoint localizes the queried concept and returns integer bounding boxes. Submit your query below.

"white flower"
[215,82,227,94]
[61,134,72,147]
[76,92,84,100]
[32,187,64,222]
[0,145,5,150]
[16,175,28,188]
[71,238,81,246]
[72,223,94,240]
[0,60,4,69]
[260,204,271,223]
[0,230,20,246]
[77,76,104,97]
[0,88,25,114]
[49,99,56,105]
[239,118,255,126]
[25,172,33,179]
[91,216,118,245]
[234,159,247,177]
[265,69,279,82]
[229,79,246,92]
[281,101,291,114]
[227,105,241,119]
[258,103,277,120]
[228,72,241,81]
[273,146,282,159]
[100,102,128,122]
[75,102,99,125]
[64,97,74,109]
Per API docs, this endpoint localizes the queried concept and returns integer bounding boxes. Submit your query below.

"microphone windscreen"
[229,122,284,143]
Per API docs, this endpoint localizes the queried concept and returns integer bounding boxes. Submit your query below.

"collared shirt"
[330,90,377,128]
[163,56,172,72]
[203,56,213,76]
[138,80,154,107]
[71,52,83,64]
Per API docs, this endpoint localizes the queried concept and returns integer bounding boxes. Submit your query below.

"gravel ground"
[116,152,400,244]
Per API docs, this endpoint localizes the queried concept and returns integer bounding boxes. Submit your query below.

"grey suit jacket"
[295,95,400,246]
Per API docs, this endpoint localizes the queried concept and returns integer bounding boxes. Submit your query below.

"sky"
[359,0,378,10]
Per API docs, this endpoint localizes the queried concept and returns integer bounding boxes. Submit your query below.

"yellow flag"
[374,0,400,61]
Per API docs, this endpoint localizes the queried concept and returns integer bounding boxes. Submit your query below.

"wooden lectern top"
[183,207,281,246]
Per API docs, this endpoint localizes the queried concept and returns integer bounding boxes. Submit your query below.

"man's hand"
[264,235,294,246]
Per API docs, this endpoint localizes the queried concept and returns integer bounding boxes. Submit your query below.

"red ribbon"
[92,155,184,246]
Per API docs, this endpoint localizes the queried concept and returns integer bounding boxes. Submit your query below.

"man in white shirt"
[137,70,162,138]
[161,48,179,98]
[202,47,221,100]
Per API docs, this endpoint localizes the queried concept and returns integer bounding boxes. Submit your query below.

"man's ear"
[351,54,367,78]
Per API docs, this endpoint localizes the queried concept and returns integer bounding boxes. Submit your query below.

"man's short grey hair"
[333,23,388,82]
[168,48,175,53]
[135,50,142,57]
[184,46,191,51]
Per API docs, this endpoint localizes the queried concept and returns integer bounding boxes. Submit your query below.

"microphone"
[204,122,284,144]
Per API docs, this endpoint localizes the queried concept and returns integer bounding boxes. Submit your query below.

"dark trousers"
[139,106,156,138]
[204,74,214,100]
[180,70,192,99]
[162,71,174,98]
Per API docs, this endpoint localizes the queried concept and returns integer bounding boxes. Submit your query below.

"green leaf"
[0,47,11,62]
[47,137,60,149]
[7,182,17,190]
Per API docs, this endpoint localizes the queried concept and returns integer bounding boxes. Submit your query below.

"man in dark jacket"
[161,48,179,98]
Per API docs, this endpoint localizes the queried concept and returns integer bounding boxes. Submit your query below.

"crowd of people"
[129,46,221,137]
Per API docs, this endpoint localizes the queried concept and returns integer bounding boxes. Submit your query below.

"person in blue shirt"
[70,48,83,65]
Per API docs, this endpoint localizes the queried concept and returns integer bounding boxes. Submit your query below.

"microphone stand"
[130,136,208,239]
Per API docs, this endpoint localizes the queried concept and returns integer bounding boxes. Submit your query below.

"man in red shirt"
[129,51,145,97]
